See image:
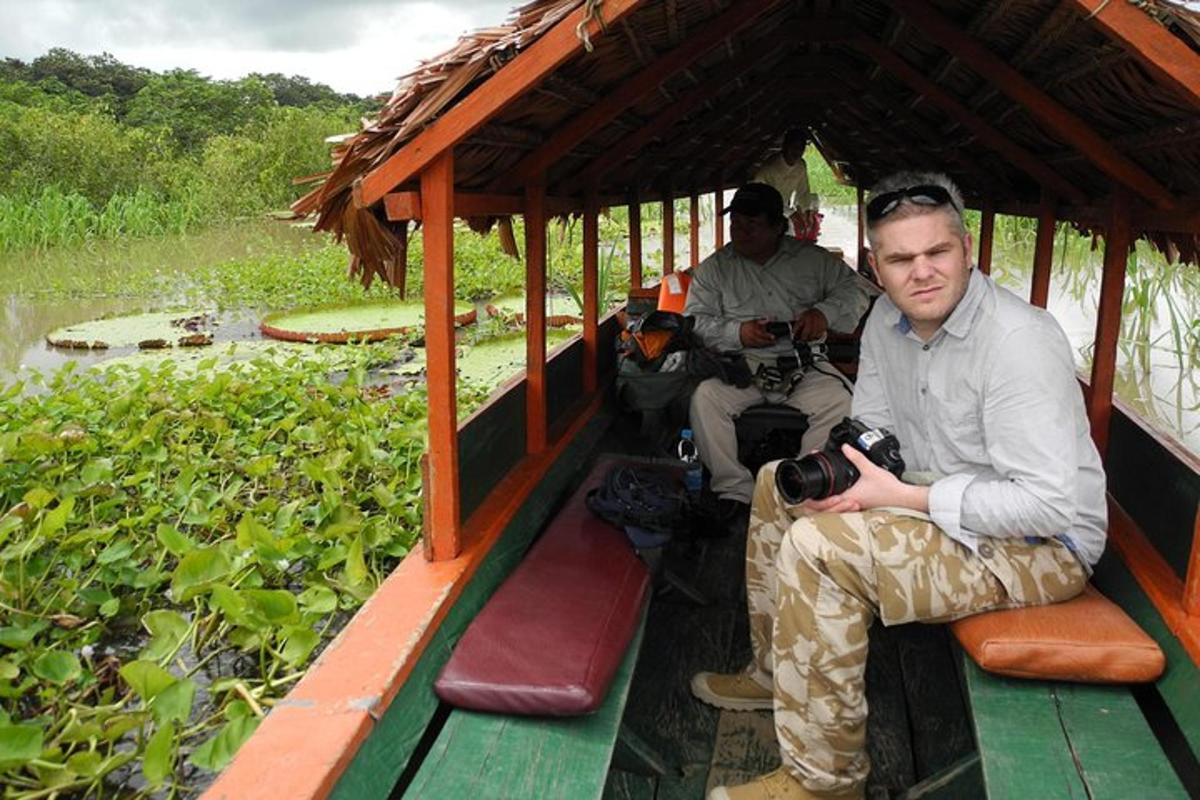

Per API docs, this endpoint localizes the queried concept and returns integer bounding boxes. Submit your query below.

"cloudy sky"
[0,0,518,96]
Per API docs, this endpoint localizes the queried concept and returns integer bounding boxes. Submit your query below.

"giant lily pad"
[46,310,217,350]
[261,301,476,344]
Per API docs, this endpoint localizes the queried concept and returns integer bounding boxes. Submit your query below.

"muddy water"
[0,222,315,384]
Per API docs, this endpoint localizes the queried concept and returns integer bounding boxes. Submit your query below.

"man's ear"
[962,231,975,268]
[866,250,881,284]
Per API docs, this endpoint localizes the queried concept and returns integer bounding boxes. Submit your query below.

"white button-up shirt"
[685,238,869,359]
[852,269,1108,566]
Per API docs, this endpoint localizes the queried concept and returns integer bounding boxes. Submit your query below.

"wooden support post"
[977,198,995,275]
[689,191,701,268]
[525,180,548,455]
[629,193,643,288]
[421,152,461,561]
[1088,189,1132,458]
[662,193,675,275]
[1185,506,1200,617]
[583,191,600,394]
[1030,193,1056,309]
[715,183,725,249]
[857,185,866,269]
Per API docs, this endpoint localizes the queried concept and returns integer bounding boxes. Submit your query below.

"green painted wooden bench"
[900,553,1199,800]
[400,605,668,799]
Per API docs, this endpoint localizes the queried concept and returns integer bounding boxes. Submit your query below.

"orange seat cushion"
[950,584,1165,684]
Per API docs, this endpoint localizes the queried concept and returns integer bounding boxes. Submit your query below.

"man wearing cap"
[684,182,868,525]
[693,171,1105,800]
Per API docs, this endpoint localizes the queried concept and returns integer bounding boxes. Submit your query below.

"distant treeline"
[0,49,375,249]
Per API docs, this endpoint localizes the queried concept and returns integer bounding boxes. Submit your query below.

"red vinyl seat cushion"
[434,459,651,715]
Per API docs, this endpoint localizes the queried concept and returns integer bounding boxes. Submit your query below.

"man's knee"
[781,512,870,567]
[690,377,728,417]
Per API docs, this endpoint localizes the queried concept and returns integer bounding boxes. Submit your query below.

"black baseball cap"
[720,182,784,220]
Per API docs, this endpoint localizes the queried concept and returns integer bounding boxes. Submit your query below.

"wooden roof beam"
[854,37,1088,204]
[995,196,1200,235]
[355,0,646,209]
[1070,0,1200,111]
[1047,117,1200,164]
[889,0,1177,209]
[496,0,792,191]
[567,29,795,190]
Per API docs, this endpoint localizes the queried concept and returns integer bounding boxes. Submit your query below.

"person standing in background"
[756,128,821,241]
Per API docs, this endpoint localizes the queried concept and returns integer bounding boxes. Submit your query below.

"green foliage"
[0,345,491,796]
[124,71,276,152]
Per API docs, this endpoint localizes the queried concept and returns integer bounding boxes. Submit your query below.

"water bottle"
[678,429,703,496]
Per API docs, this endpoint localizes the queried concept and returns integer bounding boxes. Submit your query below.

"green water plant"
[0,349,489,797]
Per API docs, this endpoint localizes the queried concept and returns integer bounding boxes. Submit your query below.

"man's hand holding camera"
[739,308,828,347]
[803,445,929,514]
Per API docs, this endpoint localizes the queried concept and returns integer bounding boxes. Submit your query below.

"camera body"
[764,320,793,339]
[775,417,905,503]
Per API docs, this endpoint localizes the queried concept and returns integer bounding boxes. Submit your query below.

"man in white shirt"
[692,172,1106,800]
[755,128,820,240]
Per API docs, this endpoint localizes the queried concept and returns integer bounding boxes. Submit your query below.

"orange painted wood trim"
[689,192,701,268]
[205,385,610,800]
[421,152,461,561]
[357,0,644,208]
[854,38,1087,205]
[890,0,1176,210]
[501,0,783,189]
[1030,193,1056,309]
[629,195,643,288]
[662,195,675,276]
[1107,496,1200,667]
[582,192,600,394]
[1088,189,1132,457]
[977,199,995,275]
[525,181,548,454]
[1072,0,1200,110]
[384,191,634,221]
[1184,506,1200,617]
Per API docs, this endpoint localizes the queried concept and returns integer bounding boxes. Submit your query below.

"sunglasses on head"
[866,184,958,222]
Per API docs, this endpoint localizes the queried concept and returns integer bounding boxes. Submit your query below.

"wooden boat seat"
[435,457,652,715]
[403,458,665,797]
[918,506,1198,799]
[950,584,1164,683]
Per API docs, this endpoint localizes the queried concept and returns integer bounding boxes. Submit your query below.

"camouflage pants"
[745,462,1087,796]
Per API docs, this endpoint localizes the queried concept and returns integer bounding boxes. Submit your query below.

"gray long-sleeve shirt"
[683,238,869,358]
[851,269,1107,566]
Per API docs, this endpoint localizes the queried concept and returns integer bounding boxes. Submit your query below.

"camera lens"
[775,451,861,503]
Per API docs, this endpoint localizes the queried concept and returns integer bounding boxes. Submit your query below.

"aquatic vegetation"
[0,348,496,797]
[260,301,475,343]
[46,311,218,350]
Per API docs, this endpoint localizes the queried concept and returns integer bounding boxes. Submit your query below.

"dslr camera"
[775,417,905,503]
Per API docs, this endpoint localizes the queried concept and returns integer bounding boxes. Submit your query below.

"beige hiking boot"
[689,671,773,711]
[708,767,865,800]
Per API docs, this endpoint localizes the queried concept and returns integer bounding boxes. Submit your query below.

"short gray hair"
[865,171,967,251]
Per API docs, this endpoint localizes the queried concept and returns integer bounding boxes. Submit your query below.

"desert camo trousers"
[744,462,1088,797]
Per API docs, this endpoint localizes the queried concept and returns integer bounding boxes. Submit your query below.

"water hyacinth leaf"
[151,678,196,726]
[171,546,233,600]
[0,661,17,680]
[189,716,259,772]
[242,589,299,626]
[345,535,368,587]
[297,584,337,614]
[142,721,176,787]
[80,458,114,485]
[22,487,55,511]
[281,626,319,666]
[32,651,81,684]
[0,516,21,547]
[155,523,195,557]
[141,610,190,662]
[0,621,47,649]
[0,724,43,768]
[99,597,120,618]
[96,539,135,565]
[38,496,75,537]
[66,749,104,777]
[119,660,176,702]
[235,515,285,562]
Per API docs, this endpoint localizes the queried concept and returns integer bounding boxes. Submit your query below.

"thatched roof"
[295,0,1200,288]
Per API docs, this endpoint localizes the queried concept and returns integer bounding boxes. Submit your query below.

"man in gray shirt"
[685,183,868,520]
[692,172,1106,800]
